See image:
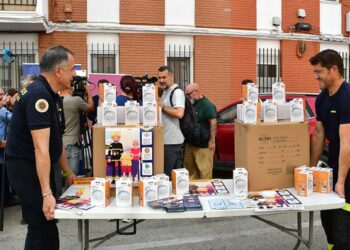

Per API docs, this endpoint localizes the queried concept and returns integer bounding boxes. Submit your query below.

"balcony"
[0,0,48,32]
[0,0,36,11]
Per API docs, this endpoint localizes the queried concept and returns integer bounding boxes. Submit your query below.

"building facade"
[0,0,349,109]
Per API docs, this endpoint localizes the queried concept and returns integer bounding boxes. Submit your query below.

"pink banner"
[88,73,124,96]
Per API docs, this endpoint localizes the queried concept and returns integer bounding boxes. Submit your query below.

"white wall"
[0,33,39,60]
[87,33,119,73]
[165,0,195,26]
[257,0,282,31]
[257,39,280,50]
[320,1,341,35]
[320,43,349,54]
[36,0,49,19]
[165,35,194,82]
[87,0,119,23]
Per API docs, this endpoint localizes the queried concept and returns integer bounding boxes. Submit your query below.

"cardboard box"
[235,121,310,191]
[93,125,164,177]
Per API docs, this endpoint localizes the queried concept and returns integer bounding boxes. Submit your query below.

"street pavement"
[0,205,328,250]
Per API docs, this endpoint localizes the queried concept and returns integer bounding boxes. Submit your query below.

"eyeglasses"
[186,90,196,96]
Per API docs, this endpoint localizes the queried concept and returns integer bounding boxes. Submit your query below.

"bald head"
[185,83,202,101]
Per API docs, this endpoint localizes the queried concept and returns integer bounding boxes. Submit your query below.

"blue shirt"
[315,81,350,203]
[116,95,133,106]
[0,107,12,164]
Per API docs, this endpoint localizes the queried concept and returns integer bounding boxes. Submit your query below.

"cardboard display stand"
[93,125,164,177]
[235,121,310,191]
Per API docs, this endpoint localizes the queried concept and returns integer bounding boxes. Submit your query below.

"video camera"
[135,73,158,102]
[71,75,90,99]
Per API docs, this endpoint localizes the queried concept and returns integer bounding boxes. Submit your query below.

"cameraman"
[59,82,93,176]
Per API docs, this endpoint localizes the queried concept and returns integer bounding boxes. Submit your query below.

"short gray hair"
[39,45,73,73]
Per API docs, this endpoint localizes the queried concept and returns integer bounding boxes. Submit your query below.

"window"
[88,43,118,74]
[91,54,116,74]
[166,44,192,90]
[217,104,238,124]
[257,48,281,93]
[0,42,37,90]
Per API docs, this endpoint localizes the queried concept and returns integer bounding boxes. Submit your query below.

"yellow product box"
[295,170,313,196]
[116,177,133,208]
[172,168,189,195]
[138,177,158,206]
[91,178,111,207]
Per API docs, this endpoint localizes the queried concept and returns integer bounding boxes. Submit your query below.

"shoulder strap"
[169,86,180,107]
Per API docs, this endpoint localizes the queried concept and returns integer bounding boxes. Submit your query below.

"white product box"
[290,98,305,122]
[272,82,286,104]
[247,83,259,104]
[103,83,116,103]
[138,177,158,206]
[262,100,277,123]
[171,168,189,195]
[142,84,156,103]
[242,101,257,124]
[125,100,140,126]
[233,168,248,198]
[101,102,118,126]
[237,104,242,122]
[276,102,291,120]
[115,177,133,207]
[155,174,170,199]
[143,101,158,126]
[91,178,111,207]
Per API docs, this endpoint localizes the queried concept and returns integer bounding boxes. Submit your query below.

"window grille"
[257,48,281,93]
[88,43,118,74]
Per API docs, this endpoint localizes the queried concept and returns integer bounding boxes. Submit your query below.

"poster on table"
[88,73,124,97]
[105,127,154,179]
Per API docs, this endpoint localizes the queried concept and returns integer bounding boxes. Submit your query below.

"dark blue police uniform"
[6,75,62,250]
[315,81,350,249]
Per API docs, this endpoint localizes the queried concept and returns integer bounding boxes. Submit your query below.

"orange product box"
[312,167,333,193]
[294,165,309,188]
[295,170,313,196]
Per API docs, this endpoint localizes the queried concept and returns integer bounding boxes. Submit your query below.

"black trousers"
[321,208,350,250]
[164,144,183,179]
[6,156,59,250]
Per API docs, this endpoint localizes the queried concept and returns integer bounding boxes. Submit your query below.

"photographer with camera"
[59,78,94,178]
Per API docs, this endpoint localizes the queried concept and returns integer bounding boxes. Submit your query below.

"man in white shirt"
[158,66,185,178]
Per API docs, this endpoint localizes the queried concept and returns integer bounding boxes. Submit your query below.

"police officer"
[6,46,75,250]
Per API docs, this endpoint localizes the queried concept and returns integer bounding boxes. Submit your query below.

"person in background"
[116,75,139,106]
[21,74,38,89]
[0,89,19,207]
[0,88,5,101]
[60,83,93,177]
[87,78,109,125]
[158,66,185,178]
[309,49,350,249]
[184,83,217,180]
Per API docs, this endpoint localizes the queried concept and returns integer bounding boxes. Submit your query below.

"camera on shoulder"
[71,76,89,99]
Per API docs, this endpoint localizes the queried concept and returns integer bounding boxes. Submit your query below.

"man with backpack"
[158,66,185,178]
[184,83,217,180]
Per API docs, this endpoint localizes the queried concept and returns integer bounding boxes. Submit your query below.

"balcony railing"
[0,0,37,11]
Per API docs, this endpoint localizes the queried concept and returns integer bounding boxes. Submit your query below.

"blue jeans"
[65,144,81,175]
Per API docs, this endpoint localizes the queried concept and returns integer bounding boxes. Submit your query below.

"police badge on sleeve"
[35,99,49,113]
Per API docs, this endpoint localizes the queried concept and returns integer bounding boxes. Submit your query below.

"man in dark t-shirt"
[184,83,217,180]
[6,46,75,250]
[310,49,350,249]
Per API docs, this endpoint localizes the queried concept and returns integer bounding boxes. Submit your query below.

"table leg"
[84,219,90,250]
[294,212,302,250]
[308,211,314,250]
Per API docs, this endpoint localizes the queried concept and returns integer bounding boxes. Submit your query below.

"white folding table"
[55,181,345,250]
